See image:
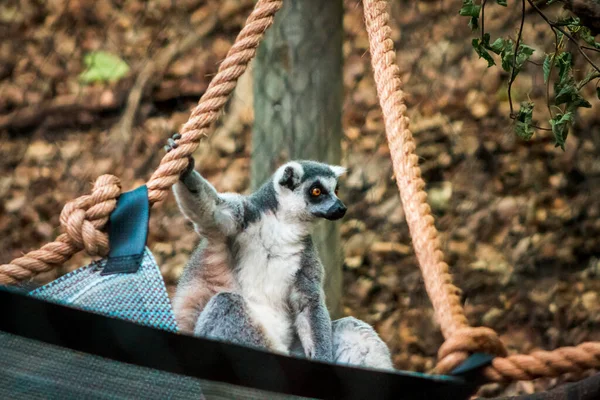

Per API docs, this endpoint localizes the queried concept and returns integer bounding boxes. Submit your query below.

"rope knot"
[59,175,121,256]
[435,327,507,375]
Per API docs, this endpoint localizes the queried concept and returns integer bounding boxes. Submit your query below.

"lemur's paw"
[304,346,315,359]
[304,344,333,363]
[164,133,195,179]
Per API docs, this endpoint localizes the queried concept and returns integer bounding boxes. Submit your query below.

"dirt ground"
[1,0,599,396]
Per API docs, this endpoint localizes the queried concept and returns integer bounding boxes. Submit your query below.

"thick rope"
[0,0,282,285]
[437,340,600,381]
[362,0,484,341]
[362,0,600,383]
[0,175,121,285]
[146,0,282,205]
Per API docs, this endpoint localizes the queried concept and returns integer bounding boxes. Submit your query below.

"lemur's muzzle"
[324,200,347,221]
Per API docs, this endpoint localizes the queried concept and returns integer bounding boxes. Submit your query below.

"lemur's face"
[274,161,347,222]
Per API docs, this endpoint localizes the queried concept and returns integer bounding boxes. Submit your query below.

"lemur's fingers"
[165,132,195,178]
[185,155,196,173]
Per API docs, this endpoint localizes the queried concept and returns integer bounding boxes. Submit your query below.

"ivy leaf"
[515,44,534,71]
[579,27,600,49]
[549,112,573,150]
[489,38,506,54]
[543,54,553,83]
[469,16,479,30]
[578,69,600,89]
[555,79,592,109]
[498,42,534,74]
[496,0,507,5]
[559,16,581,31]
[459,0,481,17]
[460,0,481,30]
[514,102,535,140]
[500,39,515,71]
[79,51,130,84]
[472,38,495,67]
[555,51,572,85]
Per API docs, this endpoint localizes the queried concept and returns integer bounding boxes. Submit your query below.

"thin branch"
[481,0,488,42]
[508,0,527,117]
[526,0,600,74]
[527,59,544,66]
[577,71,600,90]
[582,46,600,53]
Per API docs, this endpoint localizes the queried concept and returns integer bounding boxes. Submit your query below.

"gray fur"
[332,317,394,370]
[243,179,279,228]
[297,160,336,183]
[195,292,270,350]
[288,238,333,361]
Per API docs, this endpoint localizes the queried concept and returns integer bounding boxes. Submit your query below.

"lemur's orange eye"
[335,187,339,195]
[311,188,321,197]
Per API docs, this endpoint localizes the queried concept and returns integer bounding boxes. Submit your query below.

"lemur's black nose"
[325,201,347,220]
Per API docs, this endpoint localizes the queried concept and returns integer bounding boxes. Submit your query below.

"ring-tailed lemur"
[167,134,393,369]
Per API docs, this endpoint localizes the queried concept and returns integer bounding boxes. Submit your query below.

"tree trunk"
[252,0,343,317]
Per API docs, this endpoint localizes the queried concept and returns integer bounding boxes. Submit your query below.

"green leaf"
[550,112,573,150]
[555,51,572,85]
[554,79,592,109]
[515,44,534,71]
[557,16,580,30]
[579,27,600,49]
[472,38,495,67]
[79,51,130,84]
[514,102,535,140]
[499,39,515,72]
[579,69,600,89]
[459,0,480,30]
[498,41,533,74]
[489,38,505,54]
[459,0,481,17]
[543,54,553,83]
[496,0,507,5]
[469,16,479,30]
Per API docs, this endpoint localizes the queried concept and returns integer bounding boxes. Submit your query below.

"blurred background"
[1,0,599,396]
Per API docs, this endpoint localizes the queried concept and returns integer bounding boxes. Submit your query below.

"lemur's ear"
[330,165,347,177]
[278,165,301,190]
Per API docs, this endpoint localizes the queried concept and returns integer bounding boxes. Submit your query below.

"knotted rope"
[0,0,283,285]
[0,175,121,285]
[362,0,600,383]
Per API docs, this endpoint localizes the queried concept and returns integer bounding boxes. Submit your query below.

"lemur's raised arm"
[173,162,245,240]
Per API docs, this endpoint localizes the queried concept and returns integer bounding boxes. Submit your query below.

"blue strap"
[102,185,149,275]
[450,352,495,388]
[451,353,495,376]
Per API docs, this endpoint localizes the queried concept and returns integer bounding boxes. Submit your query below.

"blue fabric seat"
[30,248,178,333]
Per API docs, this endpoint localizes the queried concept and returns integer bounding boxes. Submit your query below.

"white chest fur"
[234,212,307,353]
